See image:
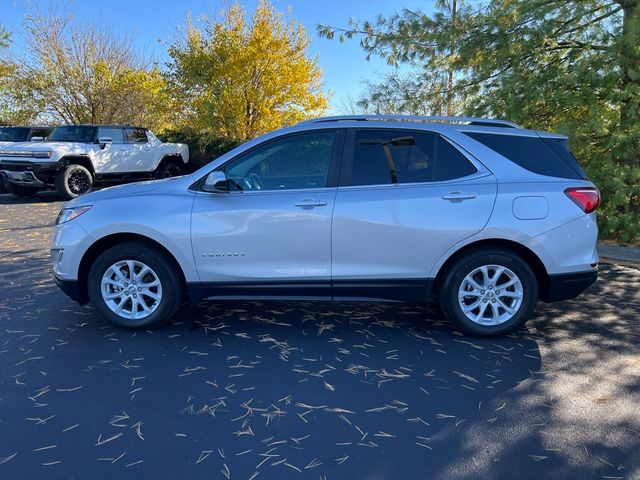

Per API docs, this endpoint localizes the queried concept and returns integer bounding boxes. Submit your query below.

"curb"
[598,244,640,264]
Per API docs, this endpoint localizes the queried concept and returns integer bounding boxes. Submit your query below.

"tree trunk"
[447,0,458,116]
[620,0,639,131]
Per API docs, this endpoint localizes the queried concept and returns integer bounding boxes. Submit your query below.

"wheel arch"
[158,153,185,168]
[432,238,549,300]
[152,154,185,175]
[77,232,187,304]
[59,155,95,176]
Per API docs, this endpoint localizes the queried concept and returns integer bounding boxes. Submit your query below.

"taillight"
[564,187,600,213]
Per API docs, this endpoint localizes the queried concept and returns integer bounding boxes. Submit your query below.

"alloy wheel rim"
[100,260,163,320]
[68,170,90,195]
[458,264,524,326]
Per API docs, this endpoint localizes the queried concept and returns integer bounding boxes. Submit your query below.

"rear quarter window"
[463,132,587,180]
[434,137,478,181]
[125,128,148,143]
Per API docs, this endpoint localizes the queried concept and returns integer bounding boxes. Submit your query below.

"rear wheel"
[87,241,183,328]
[156,161,182,179]
[439,248,538,336]
[55,164,93,199]
[6,182,40,197]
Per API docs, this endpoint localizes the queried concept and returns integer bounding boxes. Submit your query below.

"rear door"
[331,128,497,301]
[124,128,155,171]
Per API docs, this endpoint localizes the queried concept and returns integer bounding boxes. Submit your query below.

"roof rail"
[299,115,522,129]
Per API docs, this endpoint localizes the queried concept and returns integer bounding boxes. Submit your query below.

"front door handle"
[294,199,328,208]
[442,192,477,201]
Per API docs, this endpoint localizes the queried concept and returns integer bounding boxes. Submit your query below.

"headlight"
[33,151,52,158]
[56,206,92,224]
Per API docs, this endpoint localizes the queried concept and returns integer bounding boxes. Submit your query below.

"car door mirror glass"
[203,171,230,192]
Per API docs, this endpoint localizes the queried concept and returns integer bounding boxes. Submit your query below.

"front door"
[190,129,343,298]
[93,127,130,173]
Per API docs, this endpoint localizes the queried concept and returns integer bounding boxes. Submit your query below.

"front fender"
[73,193,198,282]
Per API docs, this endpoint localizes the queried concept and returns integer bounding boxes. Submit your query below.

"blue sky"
[3,0,430,112]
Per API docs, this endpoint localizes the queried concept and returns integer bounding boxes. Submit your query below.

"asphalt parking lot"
[1,192,639,480]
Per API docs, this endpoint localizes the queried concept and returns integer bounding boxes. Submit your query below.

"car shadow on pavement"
[0,191,63,205]
[1,253,638,479]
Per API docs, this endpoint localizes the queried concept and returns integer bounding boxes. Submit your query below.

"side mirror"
[202,171,230,192]
[30,136,44,142]
[98,137,112,149]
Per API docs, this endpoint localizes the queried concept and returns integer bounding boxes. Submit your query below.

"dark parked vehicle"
[0,126,53,144]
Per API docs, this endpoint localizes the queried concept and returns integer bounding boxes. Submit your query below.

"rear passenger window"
[348,130,477,186]
[98,127,124,144]
[464,132,586,180]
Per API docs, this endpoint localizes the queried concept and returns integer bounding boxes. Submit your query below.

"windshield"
[49,126,97,143]
[0,127,30,142]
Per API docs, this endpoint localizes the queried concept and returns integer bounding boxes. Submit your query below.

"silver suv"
[51,116,600,336]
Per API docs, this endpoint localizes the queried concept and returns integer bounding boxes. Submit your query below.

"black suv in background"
[0,126,53,143]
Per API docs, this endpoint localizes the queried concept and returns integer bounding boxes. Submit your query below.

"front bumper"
[0,160,63,185]
[53,275,88,304]
[1,169,47,186]
[540,270,598,302]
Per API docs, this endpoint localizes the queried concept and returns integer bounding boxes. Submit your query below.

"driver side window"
[222,131,336,191]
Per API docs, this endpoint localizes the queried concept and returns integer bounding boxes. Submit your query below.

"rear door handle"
[442,192,477,201]
[294,199,328,208]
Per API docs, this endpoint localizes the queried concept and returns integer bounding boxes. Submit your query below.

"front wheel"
[87,241,183,328]
[439,248,538,336]
[55,164,93,199]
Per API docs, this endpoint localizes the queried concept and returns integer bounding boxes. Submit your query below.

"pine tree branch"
[552,3,616,35]
[560,5,622,36]
[317,24,440,49]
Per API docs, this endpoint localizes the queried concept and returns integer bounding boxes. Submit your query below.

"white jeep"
[0,125,189,199]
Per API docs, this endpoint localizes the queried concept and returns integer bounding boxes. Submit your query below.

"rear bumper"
[53,275,88,305]
[540,270,597,302]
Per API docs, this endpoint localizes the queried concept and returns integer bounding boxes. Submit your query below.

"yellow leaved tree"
[168,0,329,141]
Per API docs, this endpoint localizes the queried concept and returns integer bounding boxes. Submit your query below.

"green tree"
[319,1,640,242]
[167,0,328,142]
[319,0,470,116]
[356,71,460,115]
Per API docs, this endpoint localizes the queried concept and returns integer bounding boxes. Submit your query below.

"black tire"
[438,248,538,336]
[87,241,183,329]
[5,182,40,197]
[55,164,93,199]
[156,161,182,179]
